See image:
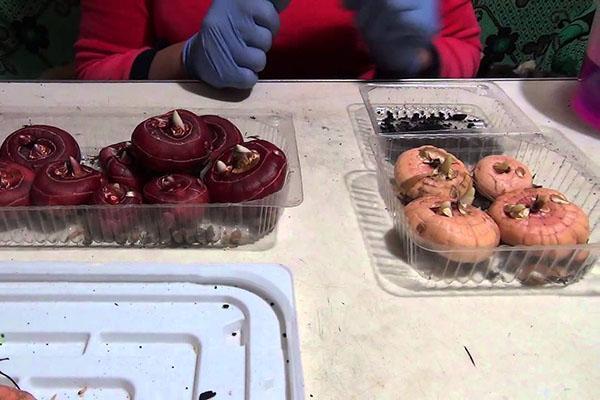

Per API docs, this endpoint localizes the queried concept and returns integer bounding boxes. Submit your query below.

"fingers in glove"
[358,3,402,43]
[238,23,273,52]
[224,15,267,71]
[251,0,280,34]
[233,46,267,72]
[198,25,259,89]
[225,67,259,89]
[205,52,258,89]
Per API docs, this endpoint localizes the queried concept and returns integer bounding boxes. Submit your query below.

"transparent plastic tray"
[360,81,538,136]
[0,107,303,249]
[0,262,304,399]
[371,131,599,288]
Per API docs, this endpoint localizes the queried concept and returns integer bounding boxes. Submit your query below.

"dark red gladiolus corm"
[131,109,212,172]
[143,174,209,205]
[205,140,287,203]
[99,141,145,191]
[144,174,210,228]
[93,182,143,206]
[200,115,244,161]
[92,182,143,238]
[0,125,81,171]
[30,157,103,205]
[0,161,35,206]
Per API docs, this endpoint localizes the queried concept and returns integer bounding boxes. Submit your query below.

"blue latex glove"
[345,0,440,75]
[183,0,285,89]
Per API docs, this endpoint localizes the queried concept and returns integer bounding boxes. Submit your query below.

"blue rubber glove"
[345,0,440,75]
[183,0,285,89]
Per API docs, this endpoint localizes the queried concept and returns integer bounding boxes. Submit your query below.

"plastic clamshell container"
[360,81,539,136]
[371,130,599,287]
[0,107,303,249]
[0,262,304,400]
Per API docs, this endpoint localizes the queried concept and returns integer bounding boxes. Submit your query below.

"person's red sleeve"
[75,0,153,80]
[433,0,482,78]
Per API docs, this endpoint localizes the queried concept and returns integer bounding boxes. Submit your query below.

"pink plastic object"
[573,9,600,131]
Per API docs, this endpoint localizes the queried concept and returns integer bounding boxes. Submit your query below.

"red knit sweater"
[75,0,481,80]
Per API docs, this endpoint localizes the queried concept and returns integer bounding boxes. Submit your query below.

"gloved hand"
[183,0,285,89]
[345,0,440,75]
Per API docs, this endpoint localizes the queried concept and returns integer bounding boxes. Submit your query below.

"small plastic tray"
[0,262,304,399]
[0,107,303,249]
[371,130,599,287]
[360,81,539,136]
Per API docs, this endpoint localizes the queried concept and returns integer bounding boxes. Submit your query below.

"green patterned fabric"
[0,0,595,78]
[475,0,597,77]
[0,0,79,79]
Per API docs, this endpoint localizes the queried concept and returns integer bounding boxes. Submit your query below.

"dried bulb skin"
[30,158,103,206]
[517,262,575,286]
[394,145,472,201]
[473,155,533,200]
[131,109,212,173]
[0,161,35,206]
[199,115,244,161]
[205,140,287,203]
[0,125,81,171]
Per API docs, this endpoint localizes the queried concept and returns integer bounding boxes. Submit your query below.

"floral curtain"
[476,0,597,77]
[0,0,79,79]
[0,0,595,79]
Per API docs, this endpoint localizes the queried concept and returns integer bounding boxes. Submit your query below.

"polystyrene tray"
[0,262,304,399]
[360,81,538,136]
[0,107,303,249]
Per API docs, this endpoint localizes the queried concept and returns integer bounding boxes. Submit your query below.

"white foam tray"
[0,262,304,400]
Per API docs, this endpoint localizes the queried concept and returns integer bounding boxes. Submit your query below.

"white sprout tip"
[216,160,228,173]
[68,156,81,170]
[172,110,185,129]
[235,144,252,154]
[125,191,137,197]
[161,175,176,184]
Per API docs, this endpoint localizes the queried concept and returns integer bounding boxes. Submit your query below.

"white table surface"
[1,80,599,399]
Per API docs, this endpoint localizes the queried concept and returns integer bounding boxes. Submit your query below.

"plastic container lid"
[0,262,304,399]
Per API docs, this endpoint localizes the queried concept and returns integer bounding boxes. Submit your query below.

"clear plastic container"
[371,131,599,287]
[0,107,303,249]
[360,81,539,136]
